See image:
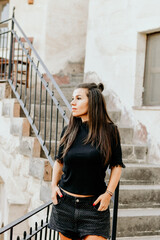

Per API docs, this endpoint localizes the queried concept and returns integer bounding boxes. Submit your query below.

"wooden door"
[143,32,160,106]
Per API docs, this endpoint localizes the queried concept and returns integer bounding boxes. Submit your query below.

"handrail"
[0,201,52,234]
[0,18,12,25]
[0,13,71,112]
[12,17,72,112]
[0,10,70,167]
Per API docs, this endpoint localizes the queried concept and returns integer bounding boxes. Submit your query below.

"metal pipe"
[38,80,42,134]
[33,61,39,123]
[54,106,59,159]
[43,87,48,145]
[28,58,33,115]
[8,9,15,80]
[24,55,28,107]
[20,42,24,99]
[4,29,9,79]
[15,39,20,91]
[48,98,53,155]
[111,182,120,240]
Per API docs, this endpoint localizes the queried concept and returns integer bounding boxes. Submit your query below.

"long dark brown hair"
[60,82,116,166]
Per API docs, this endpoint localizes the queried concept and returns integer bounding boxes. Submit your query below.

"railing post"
[8,7,15,80]
[111,181,120,240]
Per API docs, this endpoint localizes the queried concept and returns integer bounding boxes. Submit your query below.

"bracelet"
[106,189,113,197]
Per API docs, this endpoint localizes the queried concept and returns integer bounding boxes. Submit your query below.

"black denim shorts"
[48,188,110,239]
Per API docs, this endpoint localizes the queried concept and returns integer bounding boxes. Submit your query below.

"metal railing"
[0,8,120,240]
[0,8,71,167]
[0,200,59,240]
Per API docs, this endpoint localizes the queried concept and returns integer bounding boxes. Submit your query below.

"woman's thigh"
[84,235,108,240]
[59,232,71,240]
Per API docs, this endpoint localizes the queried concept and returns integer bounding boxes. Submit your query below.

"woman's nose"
[71,99,75,105]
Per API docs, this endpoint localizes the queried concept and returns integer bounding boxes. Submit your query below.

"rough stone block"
[40,181,52,203]
[119,127,134,144]
[2,102,11,116]
[22,118,31,136]
[13,101,21,117]
[0,83,6,100]
[43,161,53,181]
[19,137,33,157]
[10,118,23,136]
[5,82,12,98]
[32,138,41,158]
[122,145,133,159]
[8,203,29,239]
[134,146,147,160]
[29,157,44,180]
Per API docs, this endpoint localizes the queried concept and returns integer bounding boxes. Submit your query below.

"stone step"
[64,61,84,75]
[117,235,160,239]
[118,185,160,208]
[70,73,84,84]
[120,163,160,185]
[1,98,15,117]
[112,208,160,237]
[118,126,134,144]
[122,144,147,163]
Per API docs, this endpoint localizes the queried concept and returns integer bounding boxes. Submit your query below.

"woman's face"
[71,88,89,122]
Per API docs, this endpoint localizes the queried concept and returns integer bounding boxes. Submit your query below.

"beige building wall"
[9,0,89,74]
[85,0,160,162]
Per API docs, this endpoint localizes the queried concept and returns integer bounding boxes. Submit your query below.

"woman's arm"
[51,161,64,205]
[106,165,122,194]
[93,166,122,211]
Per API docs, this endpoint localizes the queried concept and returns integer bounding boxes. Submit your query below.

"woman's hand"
[93,192,112,211]
[51,185,63,205]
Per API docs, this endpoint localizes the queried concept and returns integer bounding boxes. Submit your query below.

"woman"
[49,82,125,240]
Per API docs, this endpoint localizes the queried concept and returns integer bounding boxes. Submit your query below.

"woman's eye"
[77,97,81,100]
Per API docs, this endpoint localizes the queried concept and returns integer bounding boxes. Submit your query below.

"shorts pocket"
[53,195,63,206]
[93,202,109,213]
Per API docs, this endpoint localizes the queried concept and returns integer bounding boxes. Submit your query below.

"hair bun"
[97,83,104,92]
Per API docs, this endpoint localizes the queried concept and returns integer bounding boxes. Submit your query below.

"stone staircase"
[105,102,160,238]
[0,66,160,239]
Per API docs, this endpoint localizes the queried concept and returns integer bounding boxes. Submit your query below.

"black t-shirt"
[56,121,125,195]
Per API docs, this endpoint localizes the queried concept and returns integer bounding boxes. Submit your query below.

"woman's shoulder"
[107,122,120,142]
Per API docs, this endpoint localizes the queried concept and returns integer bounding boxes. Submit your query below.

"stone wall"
[0,93,44,232]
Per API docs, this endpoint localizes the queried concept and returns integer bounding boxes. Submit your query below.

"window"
[143,32,160,106]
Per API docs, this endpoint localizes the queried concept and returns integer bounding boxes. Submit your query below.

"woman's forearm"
[106,166,122,194]
[52,161,63,187]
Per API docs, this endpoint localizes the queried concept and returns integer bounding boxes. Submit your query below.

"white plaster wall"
[9,0,89,74]
[9,0,47,61]
[44,0,89,74]
[85,0,137,107]
[85,0,160,162]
